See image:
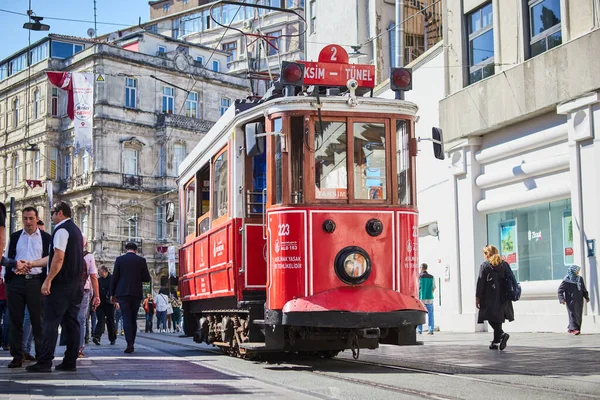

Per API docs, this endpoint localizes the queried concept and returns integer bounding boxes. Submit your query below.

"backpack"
[504,263,521,302]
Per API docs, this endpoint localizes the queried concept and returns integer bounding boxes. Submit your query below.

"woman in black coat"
[476,245,515,350]
[558,265,589,335]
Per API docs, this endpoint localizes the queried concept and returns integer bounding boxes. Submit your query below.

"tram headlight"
[334,246,372,285]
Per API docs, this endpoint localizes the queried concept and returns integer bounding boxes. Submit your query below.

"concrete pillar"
[447,137,486,331]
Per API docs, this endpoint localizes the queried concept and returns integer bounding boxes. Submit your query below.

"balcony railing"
[403,0,443,63]
[122,174,143,187]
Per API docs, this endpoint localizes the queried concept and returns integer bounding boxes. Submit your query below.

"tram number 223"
[278,224,290,236]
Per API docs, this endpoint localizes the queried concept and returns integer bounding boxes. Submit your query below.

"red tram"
[177,45,432,358]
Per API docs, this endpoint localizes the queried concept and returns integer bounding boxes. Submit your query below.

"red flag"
[46,72,74,120]
[26,179,43,189]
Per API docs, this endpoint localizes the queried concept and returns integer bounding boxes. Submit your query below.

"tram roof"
[178,95,418,186]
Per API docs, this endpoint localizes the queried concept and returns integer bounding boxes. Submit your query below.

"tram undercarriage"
[188,306,424,359]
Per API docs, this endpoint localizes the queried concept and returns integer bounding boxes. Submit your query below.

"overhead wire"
[146,2,247,180]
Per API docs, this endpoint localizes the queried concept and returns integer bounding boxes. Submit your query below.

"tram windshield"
[308,116,411,205]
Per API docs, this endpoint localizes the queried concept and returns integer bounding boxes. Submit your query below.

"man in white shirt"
[4,207,52,368]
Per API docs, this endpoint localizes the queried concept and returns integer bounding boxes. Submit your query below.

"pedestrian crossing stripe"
[96,74,105,82]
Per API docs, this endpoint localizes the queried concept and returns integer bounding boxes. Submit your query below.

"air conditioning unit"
[242,19,252,30]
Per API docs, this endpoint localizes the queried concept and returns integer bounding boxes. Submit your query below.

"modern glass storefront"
[487,198,572,282]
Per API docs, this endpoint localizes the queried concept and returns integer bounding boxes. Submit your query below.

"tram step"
[239,342,268,350]
[252,319,265,326]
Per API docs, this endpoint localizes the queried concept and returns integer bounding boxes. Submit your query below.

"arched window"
[80,210,89,239]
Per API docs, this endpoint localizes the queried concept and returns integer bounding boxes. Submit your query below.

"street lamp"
[348,45,367,60]
[23,15,50,31]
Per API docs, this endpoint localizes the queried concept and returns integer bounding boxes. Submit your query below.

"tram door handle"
[262,188,267,240]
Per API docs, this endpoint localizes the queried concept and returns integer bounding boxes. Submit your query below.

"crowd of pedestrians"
[0,200,181,372]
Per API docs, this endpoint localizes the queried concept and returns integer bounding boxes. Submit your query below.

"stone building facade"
[109,0,306,95]
[0,33,247,292]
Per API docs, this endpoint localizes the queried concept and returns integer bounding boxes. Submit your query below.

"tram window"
[314,121,348,200]
[250,151,266,214]
[213,151,228,220]
[274,118,283,204]
[353,122,386,200]
[396,120,411,205]
[290,117,304,204]
[197,165,210,234]
[185,179,196,239]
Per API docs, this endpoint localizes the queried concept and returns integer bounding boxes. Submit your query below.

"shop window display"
[487,199,572,282]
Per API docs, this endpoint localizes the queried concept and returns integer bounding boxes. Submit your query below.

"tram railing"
[246,190,266,218]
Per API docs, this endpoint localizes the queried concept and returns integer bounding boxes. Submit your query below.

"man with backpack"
[143,293,155,333]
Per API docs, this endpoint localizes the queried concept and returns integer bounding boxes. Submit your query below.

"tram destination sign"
[298,44,376,88]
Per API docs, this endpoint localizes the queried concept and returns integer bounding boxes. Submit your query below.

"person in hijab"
[558,265,590,335]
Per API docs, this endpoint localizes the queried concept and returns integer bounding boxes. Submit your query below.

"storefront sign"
[500,220,518,273]
[563,211,574,264]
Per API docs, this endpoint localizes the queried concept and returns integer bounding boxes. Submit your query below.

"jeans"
[156,311,167,331]
[0,300,8,346]
[22,306,34,354]
[145,313,154,332]
[114,308,123,333]
[417,303,434,333]
[77,290,91,349]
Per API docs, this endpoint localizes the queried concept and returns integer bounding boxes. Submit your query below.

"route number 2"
[278,224,290,236]
[330,46,337,61]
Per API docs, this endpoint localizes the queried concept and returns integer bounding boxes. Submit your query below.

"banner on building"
[168,245,177,278]
[46,71,94,156]
[46,180,53,209]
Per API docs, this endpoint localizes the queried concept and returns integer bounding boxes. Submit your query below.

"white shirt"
[83,253,98,290]
[15,228,44,275]
[155,293,169,312]
[52,218,70,252]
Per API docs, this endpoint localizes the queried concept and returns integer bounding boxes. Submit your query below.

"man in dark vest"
[93,265,116,345]
[110,242,150,354]
[4,207,52,368]
[26,201,84,373]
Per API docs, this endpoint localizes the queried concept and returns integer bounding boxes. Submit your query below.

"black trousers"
[489,321,504,343]
[38,283,83,367]
[6,276,44,361]
[93,303,116,342]
[117,296,141,348]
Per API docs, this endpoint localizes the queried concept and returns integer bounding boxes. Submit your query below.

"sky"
[0,0,150,59]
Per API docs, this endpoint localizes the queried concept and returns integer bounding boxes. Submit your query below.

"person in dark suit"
[110,242,151,354]
[4,207,52,368]
[26,201,84,373]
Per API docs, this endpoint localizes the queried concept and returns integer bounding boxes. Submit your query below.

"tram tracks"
[139,334,600,400]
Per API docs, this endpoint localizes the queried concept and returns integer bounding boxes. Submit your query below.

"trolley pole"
[395,0,405,100]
